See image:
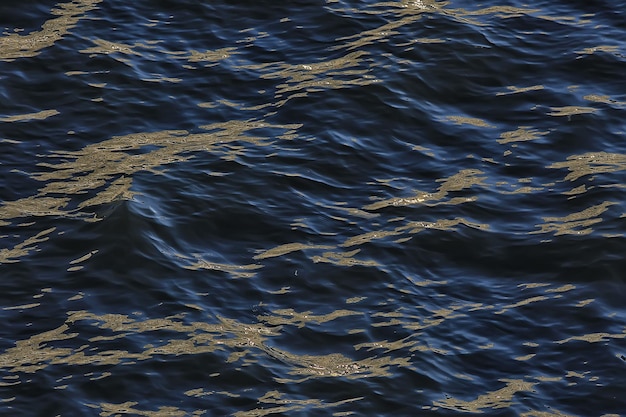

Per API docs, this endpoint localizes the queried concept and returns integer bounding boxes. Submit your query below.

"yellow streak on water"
[556,329,626,344]
[0,0,103,61]
[459,6,539,18]
[254,243,334,260]
[318,202,380,220]
[496,85,544,96]
[0,197,71,223]
[562,184,587,196]
[0,109,60,122]
[2,303,41,311]
[446,115,495,128]
[0,121,300,269]
[548,152,626,182]
[283,182,491,264]
[364,168,485,210]
[258,308,361,328]
[583,94,626,107]
[0,227,56,264]
[495,296,549,315]
[532,201,616,236]
[239,50,380,111]
[185,47,236,66]
[78,36,235,76]
[546,284,575,294]
[0,306,408,387]
[273,349,411,382]
[232,392,362,417]
[312,248,382,267]
[433,379,536,413]
[0,275,606,413]
[341,229,404,248]
[520,409,577,417]
[80,39,145,59]
[547,106,597,117]
[1,1,623,414]
[536,14,592,26]
[415,37,446,43]
[498,127,549,144]
[329,0,439,51]
[181,257,263,279]
[93,401,206,417]
[575,45,621,55]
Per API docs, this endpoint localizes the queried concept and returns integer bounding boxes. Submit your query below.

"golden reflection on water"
[0,227,56,263]
[434,379,536,413]
[0,275,604,414]
[0,0,103,61]
[232,392,363,417]
[0,122,299,279]
[254,243,334,260]
[1,0,625,415]
[446,115,495,128]
[583,94,626,107]
[0,109,60,122]
[548,152,626,182]
[531,201,617,236]
[496,85,545,96]
[498,127,549,144]
[0,306,404,380]
[238,50,380,112]
[548,106,597,117]
[79,37,236,77]
[364,168,485,211]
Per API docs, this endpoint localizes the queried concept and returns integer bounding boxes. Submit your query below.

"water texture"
[1,0,625,415]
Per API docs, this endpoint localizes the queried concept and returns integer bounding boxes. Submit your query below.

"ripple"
[1,0,625,415]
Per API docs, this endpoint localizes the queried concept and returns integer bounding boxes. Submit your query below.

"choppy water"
[1,1,626,415]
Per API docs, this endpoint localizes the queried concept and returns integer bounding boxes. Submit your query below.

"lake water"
[1,1,625,415]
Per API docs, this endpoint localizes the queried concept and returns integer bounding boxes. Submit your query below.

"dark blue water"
[1,1,626,415]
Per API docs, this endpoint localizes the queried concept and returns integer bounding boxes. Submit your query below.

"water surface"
[1,1,625,415]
